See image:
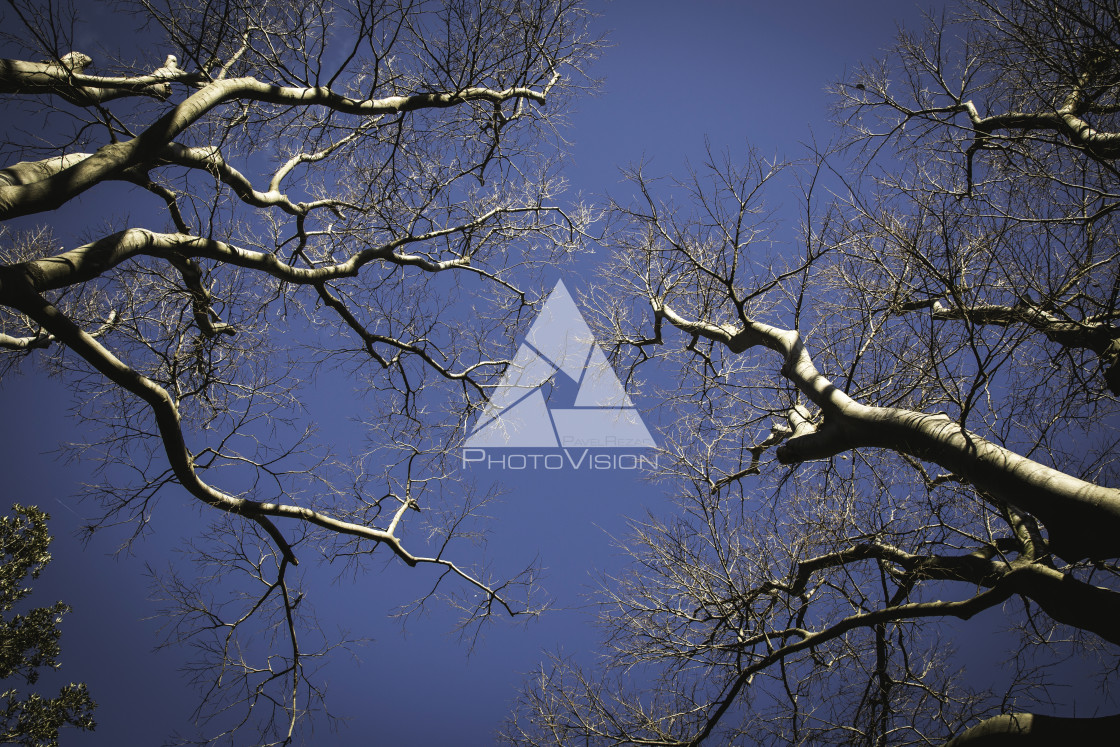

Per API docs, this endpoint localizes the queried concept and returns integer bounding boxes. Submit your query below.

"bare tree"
[0,0,597,742]
[505,1,1120,744]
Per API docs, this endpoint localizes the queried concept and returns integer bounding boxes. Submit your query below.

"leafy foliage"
[0,505,95,747]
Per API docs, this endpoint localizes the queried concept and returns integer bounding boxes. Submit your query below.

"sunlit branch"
[652,297,1120,562]
[0,68,554,219]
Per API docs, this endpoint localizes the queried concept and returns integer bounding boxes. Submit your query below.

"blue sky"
[1,1,1034,745]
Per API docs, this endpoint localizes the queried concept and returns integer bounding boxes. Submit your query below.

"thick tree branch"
[0,52,180,105]
[927,300,1118,351]
[963,100,1120,162]
[943,712,1120,746]
[0,69,552,220]
[0,278,527,619]
[655,299,1120,561]
[156,142,353,216]
[0,221,540,295]
[776,542,1120,645]
[682,585,1016,747]
[920,299,1120,393]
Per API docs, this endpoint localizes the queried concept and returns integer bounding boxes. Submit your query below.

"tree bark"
[944,713,1120,746]
[657,301,1120,561]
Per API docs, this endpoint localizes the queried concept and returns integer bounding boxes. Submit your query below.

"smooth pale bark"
[0,54,174,105]
[888,90,1120,196]
[157,141,349,215]
[1003,563,1120,644]
[657,301,1120,561]
[0,278,422,568]
[958,60,1120,159]
[965,105,1120,160]
[783,543,1120,645]
[0,223,514,300]
[899,299,1120,393]
[0,270,521,616]
[943,713,1120,746]
[0,65,552,220]
[0,238,525,600]
[678,551,1120,746]
[0,154,95,186]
